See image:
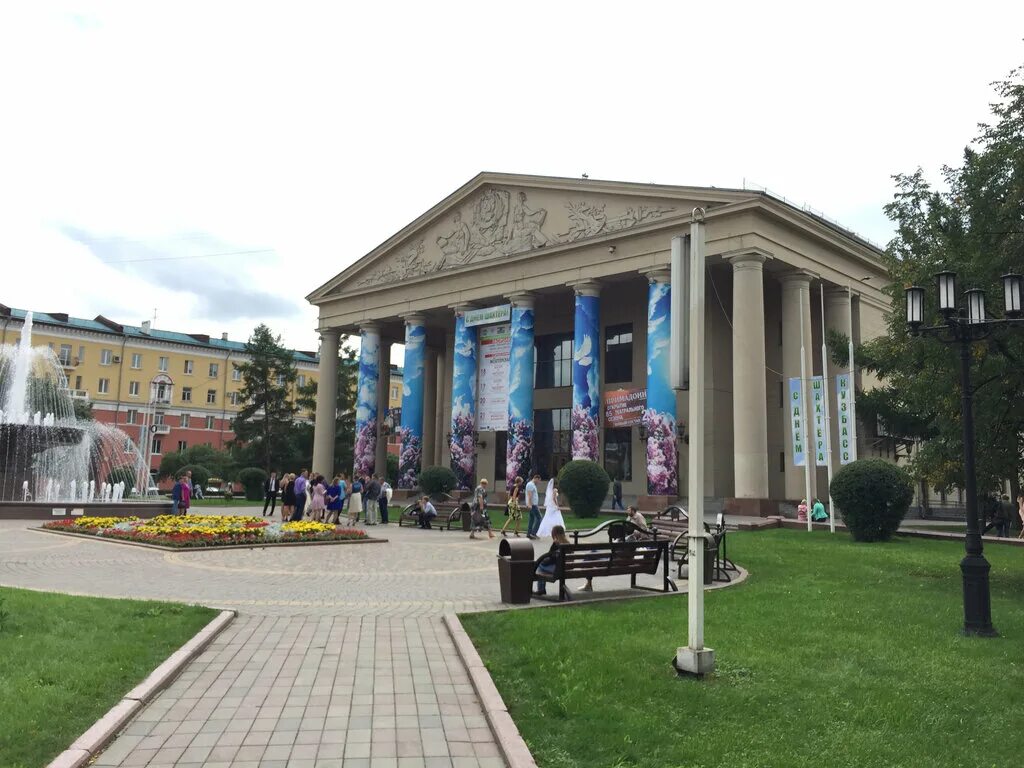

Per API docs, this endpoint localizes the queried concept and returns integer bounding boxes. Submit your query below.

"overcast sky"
[1,1,1022,355]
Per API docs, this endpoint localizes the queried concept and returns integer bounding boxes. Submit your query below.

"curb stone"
[45,609,236,768]
[444,613,538,768]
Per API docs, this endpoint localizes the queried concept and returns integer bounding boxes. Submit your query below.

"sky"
[1,1,1022,356]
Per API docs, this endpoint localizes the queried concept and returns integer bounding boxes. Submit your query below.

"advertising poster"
[836,374,856,464]
[788,377,806,467]
[604,387,647,428]
[477,323,510,431]
[812,376,827,466]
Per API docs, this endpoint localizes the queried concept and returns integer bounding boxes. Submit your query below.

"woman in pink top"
[310,475,328,521]
[180,478,191,515]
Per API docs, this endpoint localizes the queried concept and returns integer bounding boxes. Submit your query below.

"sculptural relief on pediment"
[351,186,678,289]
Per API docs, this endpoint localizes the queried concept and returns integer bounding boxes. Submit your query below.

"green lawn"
[0,588,217,768]
[461,529,1024,768]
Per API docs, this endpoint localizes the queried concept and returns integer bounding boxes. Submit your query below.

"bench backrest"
[555,540,666,577]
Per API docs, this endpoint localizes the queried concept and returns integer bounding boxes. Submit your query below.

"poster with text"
[835,374,856,464]
[604,387,647,428]
[788,377,807,467]
[811,376,828,466]
[477,324,511,431]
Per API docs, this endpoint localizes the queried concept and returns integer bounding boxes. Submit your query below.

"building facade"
[0,307,319,476]
[307,174,891,511]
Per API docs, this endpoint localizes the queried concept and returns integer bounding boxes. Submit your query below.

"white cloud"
[2,0,1022,360]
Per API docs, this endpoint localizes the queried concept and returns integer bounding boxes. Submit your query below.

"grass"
[0,588,217,768]
[460,529,1024,768]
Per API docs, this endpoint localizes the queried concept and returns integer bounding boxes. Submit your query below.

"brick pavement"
[0,511,681,767]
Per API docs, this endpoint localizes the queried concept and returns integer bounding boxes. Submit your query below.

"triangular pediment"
[308,173,757,300]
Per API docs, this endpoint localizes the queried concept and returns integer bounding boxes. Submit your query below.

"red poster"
[604,388,646,428]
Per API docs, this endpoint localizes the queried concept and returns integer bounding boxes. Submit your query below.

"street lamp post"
[905,270,1024,637]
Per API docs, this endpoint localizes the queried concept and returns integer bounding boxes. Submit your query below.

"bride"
[536,478,565,537]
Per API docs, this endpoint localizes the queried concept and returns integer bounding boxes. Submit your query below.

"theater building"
[307,173,890,512]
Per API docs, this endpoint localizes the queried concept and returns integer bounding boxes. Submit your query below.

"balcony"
[66,389,89,400]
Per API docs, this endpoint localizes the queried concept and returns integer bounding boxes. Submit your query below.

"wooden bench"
[533,539,677,601]
[397,499,466,530]
[570,518,660,544]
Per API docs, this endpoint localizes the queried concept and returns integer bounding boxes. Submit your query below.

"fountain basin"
[0,500,172,521]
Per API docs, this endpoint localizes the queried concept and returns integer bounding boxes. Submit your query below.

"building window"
[604,323,633,384]
[74,375,82,390]
[181,387,192,402]
[98,378,110,394]
[58,344,73,366]
[390,385,398,399]
[207,389,217,404]
[131,353,142,369]
[151,438,162,455]
[534,333,573,389]
[154,382,171,403]
[100,349,113,365]
[154,412,165,425]
[209,363,219,378]
[128,381,140,397]
[533,408,572,479]
[276,373,286,386]
[232,366,241,381]
[78,345,85,363]
[181,413,190,428]
[603,427,632,481]
[126,409,138,424]
[206,416,216,430]
[177,440,187,452]
[184,360,194,375]
[229,392,239,406]
[298,374,306,387]
[159,356,169,372]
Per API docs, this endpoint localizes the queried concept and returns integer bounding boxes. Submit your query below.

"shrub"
[386,453,399,487]
[558,460,610,518]
[238,467,268,501]
[106,465,140,491]
[418,465,457,498]
[830,458,914,542]
[178,464,211,490]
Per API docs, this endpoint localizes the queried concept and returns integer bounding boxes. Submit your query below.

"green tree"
[158,445,235,481]
[293,344,358,474]
[231,324,298,473]
[853,64,1024,495]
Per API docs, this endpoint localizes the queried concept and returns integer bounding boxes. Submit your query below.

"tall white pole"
[800,295,813,533]
[847,285,858,462]
[820,287,835,534]
[676,208,714,676]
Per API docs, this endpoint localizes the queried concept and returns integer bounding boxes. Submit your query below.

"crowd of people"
[260,470,393,525]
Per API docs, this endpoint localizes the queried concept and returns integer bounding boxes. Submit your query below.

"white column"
[781,272,817,501]
[730,253,769,499]
[312,329,339,475]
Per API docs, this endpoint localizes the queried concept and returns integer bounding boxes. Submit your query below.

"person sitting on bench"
[534,525,570,595]
[625,506,650,541]
[417,495,438,529]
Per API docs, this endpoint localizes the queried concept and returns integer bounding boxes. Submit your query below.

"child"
[534,525,570,596]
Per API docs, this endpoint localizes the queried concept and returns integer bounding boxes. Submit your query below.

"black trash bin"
[497,538,535,604]
[459,502,472,532]
[703,535,717,586]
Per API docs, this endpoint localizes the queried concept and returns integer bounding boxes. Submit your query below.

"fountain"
[0,312,171,519]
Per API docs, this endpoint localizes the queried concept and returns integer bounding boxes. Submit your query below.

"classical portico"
[307,173,890,513]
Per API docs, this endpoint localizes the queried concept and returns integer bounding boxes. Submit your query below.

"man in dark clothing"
[364,475,382,525]
[995,495,1013,538]
[263,472,279,517]
[611,478,624,510]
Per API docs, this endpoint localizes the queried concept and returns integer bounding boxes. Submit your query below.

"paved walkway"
[0,509,684,767]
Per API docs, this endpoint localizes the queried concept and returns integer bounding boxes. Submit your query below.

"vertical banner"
[571,292,600,461]
[354,329,380,478]
[477,324,511,430]
[812,376,827,466]
[836,374,855,464]
[450,313,478,490]
[788,377,806,467]
[644,278,678,496]
[398,320,426,488]
[506,305,535,490]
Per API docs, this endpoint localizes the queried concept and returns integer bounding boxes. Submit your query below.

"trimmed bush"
[237,467,268,501]
[178,464,211,490]
[418,465,457,498]
[830,458,914,542]
[106,465,140,492]
[558,460,610,518]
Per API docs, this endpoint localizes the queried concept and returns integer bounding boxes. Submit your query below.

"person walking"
[611,476,624,511]
[280,473,295,522]
[179,473,191,516]
[262,471,279,517]
[525,473,542,540]
[536,478,565,537]
[310,475,327,521]
[364,475,381,525]
[811,497,828,522]
[1017,495,1024,539]
[291,469,309,522]
[501,476,524,537]
[171,474,184,515]
[348,476,364,524]
[336,473,348,518]
[325,476,344,524]
[379,479,392,524]
[470,478,494,540]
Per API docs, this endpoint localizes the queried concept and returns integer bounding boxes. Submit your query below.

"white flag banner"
[812,376,827,466]
[835,374,855,464]
[788,377,806,467]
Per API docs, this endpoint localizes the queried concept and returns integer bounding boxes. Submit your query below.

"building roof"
[0,305,319,365]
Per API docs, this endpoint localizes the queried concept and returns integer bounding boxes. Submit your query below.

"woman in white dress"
[536,478,566,538]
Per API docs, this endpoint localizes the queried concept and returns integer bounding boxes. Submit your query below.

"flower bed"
[41,515,369,549]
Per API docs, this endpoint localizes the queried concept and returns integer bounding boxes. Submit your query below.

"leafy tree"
[293,344,358,475]
[72,398,93,421]
[852,64,1024,496]
[159,445,235,481]
[231,324,299,473]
